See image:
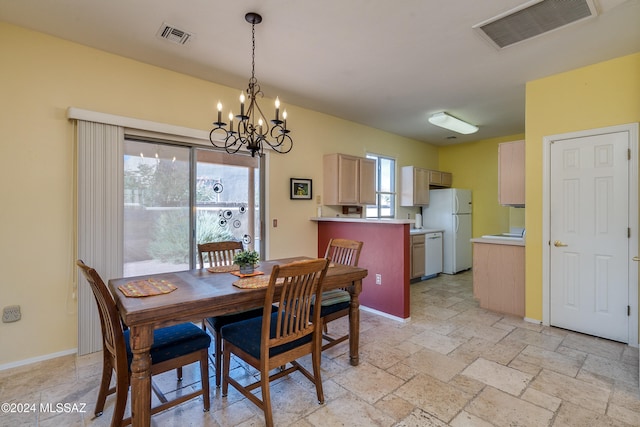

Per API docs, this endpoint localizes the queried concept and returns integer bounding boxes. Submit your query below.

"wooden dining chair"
[76,260,211,426]
[198,240,269,388]
[316,238,363,350]
[220,258,330,427]
[197,241,243,269]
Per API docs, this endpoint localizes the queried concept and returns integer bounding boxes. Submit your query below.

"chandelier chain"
[251,21,256,82]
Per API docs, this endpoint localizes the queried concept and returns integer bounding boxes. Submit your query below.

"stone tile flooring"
[1,271,640,426]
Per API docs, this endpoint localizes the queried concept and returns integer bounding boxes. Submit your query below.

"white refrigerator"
[422,189,472,274]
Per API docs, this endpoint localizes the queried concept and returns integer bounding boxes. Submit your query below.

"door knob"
[633,256,640,262]
[554,240,568,247]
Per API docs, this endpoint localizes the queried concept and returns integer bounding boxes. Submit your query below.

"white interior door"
[549,131,630,342]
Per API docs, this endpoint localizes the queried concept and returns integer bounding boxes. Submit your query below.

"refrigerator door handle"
[454,195,459,214]
[454,214,459,233]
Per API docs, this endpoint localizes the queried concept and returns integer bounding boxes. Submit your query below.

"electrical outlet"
[2,305,21,323]
[375,274,382,285]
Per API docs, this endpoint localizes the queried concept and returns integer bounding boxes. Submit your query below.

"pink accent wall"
[317,221,410,318]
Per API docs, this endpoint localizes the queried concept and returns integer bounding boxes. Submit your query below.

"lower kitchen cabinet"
[472,241,525,317]
[410,233,426,279]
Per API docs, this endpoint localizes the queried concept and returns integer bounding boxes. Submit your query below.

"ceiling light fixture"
[428,112,478,135]
[209,12,292,157]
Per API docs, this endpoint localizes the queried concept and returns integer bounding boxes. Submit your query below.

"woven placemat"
[233,276,284,289]
[207,265,239,273]
[118,278,177,297]
[233,275,271,289]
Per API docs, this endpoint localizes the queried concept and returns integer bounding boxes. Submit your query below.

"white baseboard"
[360,305,410,323]
[524,317,542,325]
[0,348,77,372]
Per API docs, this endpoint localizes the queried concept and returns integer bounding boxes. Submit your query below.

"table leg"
[129,325,153,427]
[348,279,361,366]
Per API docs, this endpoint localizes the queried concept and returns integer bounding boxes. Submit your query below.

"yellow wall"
[0,23,438,366]
[438,134,525,237]
[525,52,640,320]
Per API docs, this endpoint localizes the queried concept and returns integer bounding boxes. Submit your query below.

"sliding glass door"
[195,149,260,267]
[123,139,260,276]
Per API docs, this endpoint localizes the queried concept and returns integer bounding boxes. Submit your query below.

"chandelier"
[209,12,293,157]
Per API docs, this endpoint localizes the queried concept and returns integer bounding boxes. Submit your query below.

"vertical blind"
[76,121,124,355]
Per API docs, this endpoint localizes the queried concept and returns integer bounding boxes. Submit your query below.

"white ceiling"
[1,0,639,145]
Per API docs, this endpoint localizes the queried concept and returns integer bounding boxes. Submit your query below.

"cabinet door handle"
[553,240,568,247]
[633,256,640,262]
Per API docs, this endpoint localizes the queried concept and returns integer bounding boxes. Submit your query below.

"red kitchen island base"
[315,218,411,319]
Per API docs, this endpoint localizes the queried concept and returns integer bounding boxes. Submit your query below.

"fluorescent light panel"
[428,112,478,134]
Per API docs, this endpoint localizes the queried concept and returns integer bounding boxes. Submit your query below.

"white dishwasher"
[425,232,443,277]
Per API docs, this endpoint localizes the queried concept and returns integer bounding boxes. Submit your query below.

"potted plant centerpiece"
[234,250,260,274]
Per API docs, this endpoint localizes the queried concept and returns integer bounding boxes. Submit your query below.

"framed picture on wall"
[290,178,312,200]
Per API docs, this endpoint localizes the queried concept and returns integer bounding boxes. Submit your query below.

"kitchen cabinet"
[323,153,376,205]
[410,233,426,279]
[429,170,452,188]
[472,240,525,317]
[401,166,430,206]
[498,140,525,206]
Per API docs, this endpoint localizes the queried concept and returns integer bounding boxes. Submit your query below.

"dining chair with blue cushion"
[198,240,272,388]
[76,260,211,426]
[315,238,363,350]
[221,258,330,427]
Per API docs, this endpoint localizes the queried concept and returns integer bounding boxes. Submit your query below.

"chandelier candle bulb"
[275,97,280,120]
[216,101,222,124]
[228,112,234,132]
[240,92,245,116]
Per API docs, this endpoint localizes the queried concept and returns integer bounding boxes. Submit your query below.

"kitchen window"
[366,153,396,219]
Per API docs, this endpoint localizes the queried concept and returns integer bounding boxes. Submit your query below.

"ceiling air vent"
[157,23,193,45]
[473,0,598,49]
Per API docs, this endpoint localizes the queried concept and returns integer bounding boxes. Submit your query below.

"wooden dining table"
[108,256,368,427]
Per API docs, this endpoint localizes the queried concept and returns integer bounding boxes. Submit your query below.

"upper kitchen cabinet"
[498,140,525,207]
[428,170,452,188]
[401,166,430,206]
[323,153,376,205]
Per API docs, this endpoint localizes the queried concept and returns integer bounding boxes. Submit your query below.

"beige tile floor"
[2,270,640,426]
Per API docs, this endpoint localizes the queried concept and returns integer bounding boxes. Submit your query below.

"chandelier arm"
[209,128,228,148]
[270,132,293,154]
[251,96,270,134]
[223,134,244,154]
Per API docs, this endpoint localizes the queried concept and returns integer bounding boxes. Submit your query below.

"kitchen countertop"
[471,237,525,246]
[312,218,522,246]
[310,217,444,234]
[409,228,444,235]
[310,217,415,225]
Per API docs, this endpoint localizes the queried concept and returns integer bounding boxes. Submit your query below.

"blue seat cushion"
[124,323,211,367]
[319,300,350,317]
[220,312,313,359]
[311,289,350,317]
[206,306,275,332]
